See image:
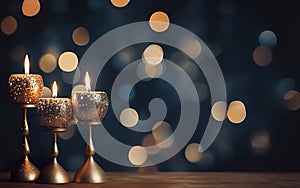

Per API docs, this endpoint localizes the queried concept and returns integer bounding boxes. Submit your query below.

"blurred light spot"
[72,84,87,93]
[251,131,270,154]
[58,126,75,140]
[41,87,52,98]
[128,146,147,165]
[58,51,78,72]
[253,46,272,67]
[22,0,41,17]
[149,11,170,32]
[259,30,277,48]
[211,101,227,121]
[137,61,164,79]
[143,44,164,65]
[61,68,81,85]
[152,121,174,148]
[276,78,296,98]
[142,134,160,155]
[185,143,202,163]
[10,46,25,61]
[1,16,17,35]
[110,0,130,8]
[72,27,89,46]
[283,90,300,111]
[180,39,202,58]
[39,53,57,73]
[120,108,139,127]
[227,100,246,124]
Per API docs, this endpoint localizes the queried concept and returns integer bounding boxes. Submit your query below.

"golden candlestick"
[8,55,43,182]
[72,72,109,183]
[36,81,72,184]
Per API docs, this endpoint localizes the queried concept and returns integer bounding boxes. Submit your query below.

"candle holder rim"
[76,121,102,126]
[38,97,71,100]
[20,103,37,108]
[9,73,43,76]
[72,91,107,94]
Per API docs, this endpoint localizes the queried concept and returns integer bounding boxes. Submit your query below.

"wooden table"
[0,172,299,188]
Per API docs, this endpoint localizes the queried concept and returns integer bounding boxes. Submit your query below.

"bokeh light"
[259,30,277,48]
[22,0,41,17]
[110,0,130,8]
[120,108,139,127]
[253,45,273,67]
[41,87,52,98]
[283,90,300,111]
[72,84,87,93]
[72,27,89,46]
[185,143,202,163]
[58,51,78,72]
[180,39,202,58]
[211,101,227,121]
[142,134,160,155]
[227,100,247,124]
[251,130,270,154]
[1,16,17,35]
[39,53,57,73]
[143,44,164,65]
[128,146,148,165]
[149,11,170,32]
[152,121,174,148]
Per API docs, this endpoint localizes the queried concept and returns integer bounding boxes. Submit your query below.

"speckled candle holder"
[72,91,109,183]
[71,91,109,125]
[37,98,73,131]
[8,74,44,104]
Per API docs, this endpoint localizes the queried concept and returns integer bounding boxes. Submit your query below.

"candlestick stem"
[37,131,69,184]
[73,124,106,183]
[10,105,40,182]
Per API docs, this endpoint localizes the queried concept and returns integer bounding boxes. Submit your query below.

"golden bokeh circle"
[72,27,90,46]
[227,100,247,124]
[149,11,170,32]
[58,51,78,72]
[1,16,17,35]
[110,0,130,8]
[22,0,41,17]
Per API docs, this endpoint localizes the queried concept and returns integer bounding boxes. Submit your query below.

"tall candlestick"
[8,55,43,182]
[72,72,109,183]
[36,81,72,184]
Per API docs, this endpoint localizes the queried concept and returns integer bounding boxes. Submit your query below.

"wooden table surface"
[0,172,300,188]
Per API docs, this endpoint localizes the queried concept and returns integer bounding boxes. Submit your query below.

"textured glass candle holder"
[8,74,43,182]
[72,91,109,183]
[36,98,72,184]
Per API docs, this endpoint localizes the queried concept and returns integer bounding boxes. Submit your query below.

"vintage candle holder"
[36,95,73,184]
[8,73,43,182]
[72,91,109,183]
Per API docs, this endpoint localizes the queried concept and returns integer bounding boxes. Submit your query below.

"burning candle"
[37,81,72,131]
[72,72,109,124]
[8,55,44,104]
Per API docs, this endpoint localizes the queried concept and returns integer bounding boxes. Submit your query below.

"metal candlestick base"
[38,130,69,184]
[10,104,40,182]
[74,125,107,183]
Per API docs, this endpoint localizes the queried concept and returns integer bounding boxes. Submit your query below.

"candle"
[8,55,44,104]
[37,81,72,130]
[72,72,109,124]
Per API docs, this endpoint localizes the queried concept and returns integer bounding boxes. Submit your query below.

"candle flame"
[24,55,30,74]
[52,81,58,98]
[85,72,91,92]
